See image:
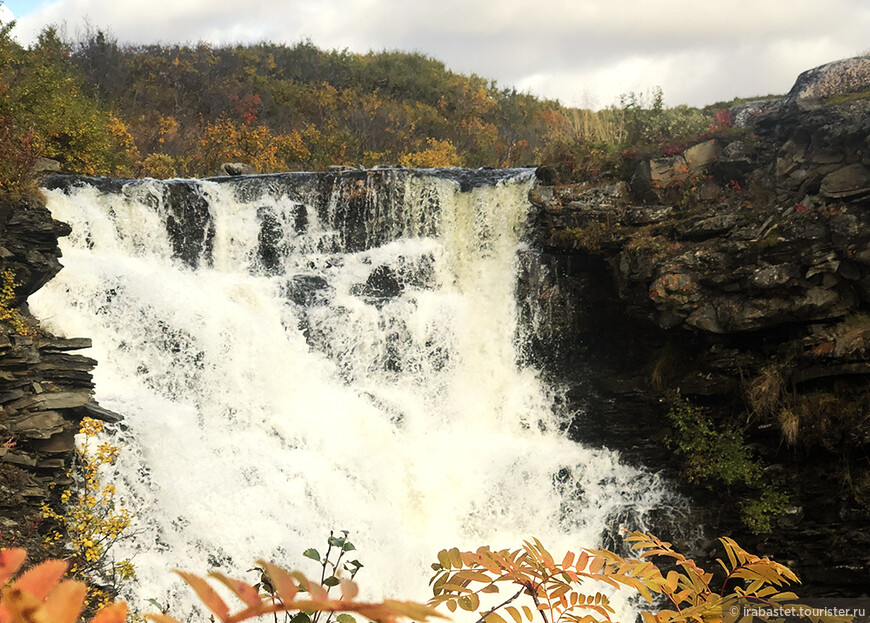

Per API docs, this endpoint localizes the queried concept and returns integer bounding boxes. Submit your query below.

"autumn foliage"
[0,548,126,623]
[0,18,582,183]
[429,533,800,623]
[0,529,807,623]
[151,562,443,623]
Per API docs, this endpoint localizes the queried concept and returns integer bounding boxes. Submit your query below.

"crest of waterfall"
[32,169,684,620]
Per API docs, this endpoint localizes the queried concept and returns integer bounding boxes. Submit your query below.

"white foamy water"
[31,170,681,619]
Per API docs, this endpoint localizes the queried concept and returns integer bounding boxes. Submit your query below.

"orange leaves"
[429,533,802,623]
[0,548,125,623]
[0,551,26,588]
[13,561,69,600]
[160,563,444,623]
[195,117,311,174]
[254,560,298,604]
[172,571,231,621]
[430,542,616,623]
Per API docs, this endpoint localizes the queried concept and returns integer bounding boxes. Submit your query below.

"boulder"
[820,164,870,198]
[362,265,403,299]
[683,140,718,173]
[631,156,690,199]
[219,162,256,176]
[786,56,870,108]
[31,158,61,174]
[283,275,332,307]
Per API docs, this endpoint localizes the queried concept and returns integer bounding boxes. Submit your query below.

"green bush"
[666,397,790,534]
[667,397,762,487]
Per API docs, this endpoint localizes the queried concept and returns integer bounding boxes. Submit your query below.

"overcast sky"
[3,0,869,108]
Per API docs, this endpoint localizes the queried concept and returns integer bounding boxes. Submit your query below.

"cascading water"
[32,169,684,618]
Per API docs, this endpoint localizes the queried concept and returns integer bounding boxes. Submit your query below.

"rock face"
[786,56,870,109]
[530,60,870,595]
[0,195,119,554]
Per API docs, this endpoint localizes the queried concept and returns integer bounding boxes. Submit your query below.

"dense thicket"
[1,21,728,185]
[69,31,577,175]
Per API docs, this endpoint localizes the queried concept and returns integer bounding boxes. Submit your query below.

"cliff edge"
[530,56,870,594]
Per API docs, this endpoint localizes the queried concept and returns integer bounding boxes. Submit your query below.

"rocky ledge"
[0,197,119,555]
[528,57,870,595]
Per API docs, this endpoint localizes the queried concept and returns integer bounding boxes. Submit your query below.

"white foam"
[31,173,679,620]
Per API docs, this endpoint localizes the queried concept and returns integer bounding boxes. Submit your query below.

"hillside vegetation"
[0,21,730,187]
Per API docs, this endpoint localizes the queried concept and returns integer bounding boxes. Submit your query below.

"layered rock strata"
[530,58,870,595]
[0,197,118,554]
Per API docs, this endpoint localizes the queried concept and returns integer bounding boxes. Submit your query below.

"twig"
[472,588,525,623]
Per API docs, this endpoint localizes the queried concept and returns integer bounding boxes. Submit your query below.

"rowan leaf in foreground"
[428,532,802,623]
[0,548,127,623]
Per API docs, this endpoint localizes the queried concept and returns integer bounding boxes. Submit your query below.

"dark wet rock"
[361,265,403,299]
[820,164,870,198]
[531,60,870,596]
[74,401,123,423]
[283,275,332,307]
[0,191,116,557]
[162,181,215,268]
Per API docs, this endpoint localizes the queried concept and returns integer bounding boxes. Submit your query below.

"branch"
[524,581,549,623]
[473,588,524,623]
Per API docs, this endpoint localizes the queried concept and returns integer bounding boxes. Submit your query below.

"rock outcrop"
[219,162,256,176]
[0,196,118,554]
[530,58,870,595]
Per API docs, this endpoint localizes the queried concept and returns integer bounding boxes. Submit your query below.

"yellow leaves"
[484,612,508,623]
[0,270,35,337]
[398,139,461,168]
[79,418,105,437]
[41,418,135,606]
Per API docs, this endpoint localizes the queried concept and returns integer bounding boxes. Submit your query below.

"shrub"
[41,418,134,611]
[0,24,138,177]
[0,117,40,201]
[666,398,761,488]
[666,397,790,534]
[0,269,36,337]
[398,138,461,168]
[741,490,791,535]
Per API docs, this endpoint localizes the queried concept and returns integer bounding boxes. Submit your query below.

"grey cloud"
[12,0,870,107]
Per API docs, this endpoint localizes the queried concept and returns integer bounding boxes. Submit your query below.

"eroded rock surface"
[530,60,870,595]
[0,196,119,554]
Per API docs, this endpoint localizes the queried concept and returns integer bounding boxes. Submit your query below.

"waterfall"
[31,169,683,619]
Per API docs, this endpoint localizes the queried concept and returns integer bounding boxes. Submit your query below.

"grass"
[824,90,870,106]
